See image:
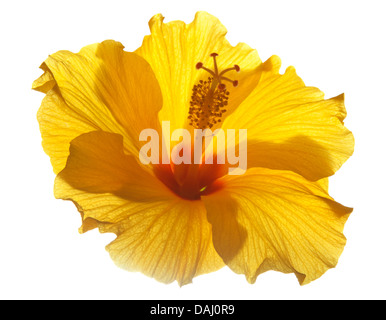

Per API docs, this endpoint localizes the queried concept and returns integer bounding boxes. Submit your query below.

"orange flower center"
[154,160,227,200]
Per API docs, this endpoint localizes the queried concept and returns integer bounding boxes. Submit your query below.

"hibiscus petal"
[57,131,163,196]
[221,55,354,181]
[33,40,162,163]
[32,64,55,93]
[202,168,352,285]
[36,87,97,174]
[100,199,224,286]
[136,12,262,133]
[55,131,224,285]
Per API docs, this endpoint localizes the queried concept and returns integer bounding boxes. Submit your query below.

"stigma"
[188,53,240,129]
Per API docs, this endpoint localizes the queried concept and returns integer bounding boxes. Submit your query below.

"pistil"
[189,53,240,130]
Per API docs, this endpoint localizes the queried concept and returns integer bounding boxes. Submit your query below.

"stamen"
[188,53,240,129]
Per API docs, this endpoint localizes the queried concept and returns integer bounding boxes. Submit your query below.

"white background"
[1,0,385,300]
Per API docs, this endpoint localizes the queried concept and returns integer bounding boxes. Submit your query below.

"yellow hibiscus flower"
[33,12,354,286]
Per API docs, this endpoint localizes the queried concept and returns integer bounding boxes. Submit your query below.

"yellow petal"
[55,131,224,285]
[32,64,55,93]
[221,56,354,181]
[100,198,224,286]
[57,131,162,197]
[136,12,262,133]
[202,168,352,285]
[37,87,97,174]
[34,40,162,166]
[55,182,224,286]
